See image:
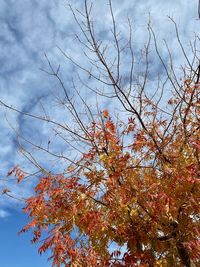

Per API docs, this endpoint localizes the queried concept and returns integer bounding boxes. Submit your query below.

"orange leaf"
[103,109,109,118]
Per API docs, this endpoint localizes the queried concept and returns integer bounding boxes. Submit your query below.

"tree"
[3,0,200,266]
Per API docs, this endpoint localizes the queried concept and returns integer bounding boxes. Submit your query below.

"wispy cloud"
[0,209,10,218]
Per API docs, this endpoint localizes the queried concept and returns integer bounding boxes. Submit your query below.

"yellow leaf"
[80,193,86,200]
[130,209,138,217]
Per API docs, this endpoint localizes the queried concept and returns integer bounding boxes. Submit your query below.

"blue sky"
[0,209,51,267]
[0,0,199,266]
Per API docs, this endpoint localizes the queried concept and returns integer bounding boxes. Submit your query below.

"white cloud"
[0,209,10,218]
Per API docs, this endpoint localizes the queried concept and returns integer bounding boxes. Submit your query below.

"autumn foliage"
[11,76,199,267]
[5,1,200,266]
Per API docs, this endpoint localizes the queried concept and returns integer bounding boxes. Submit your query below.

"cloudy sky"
[0,0,199,266]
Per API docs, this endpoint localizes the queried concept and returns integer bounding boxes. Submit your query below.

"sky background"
[0,0,199,266]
